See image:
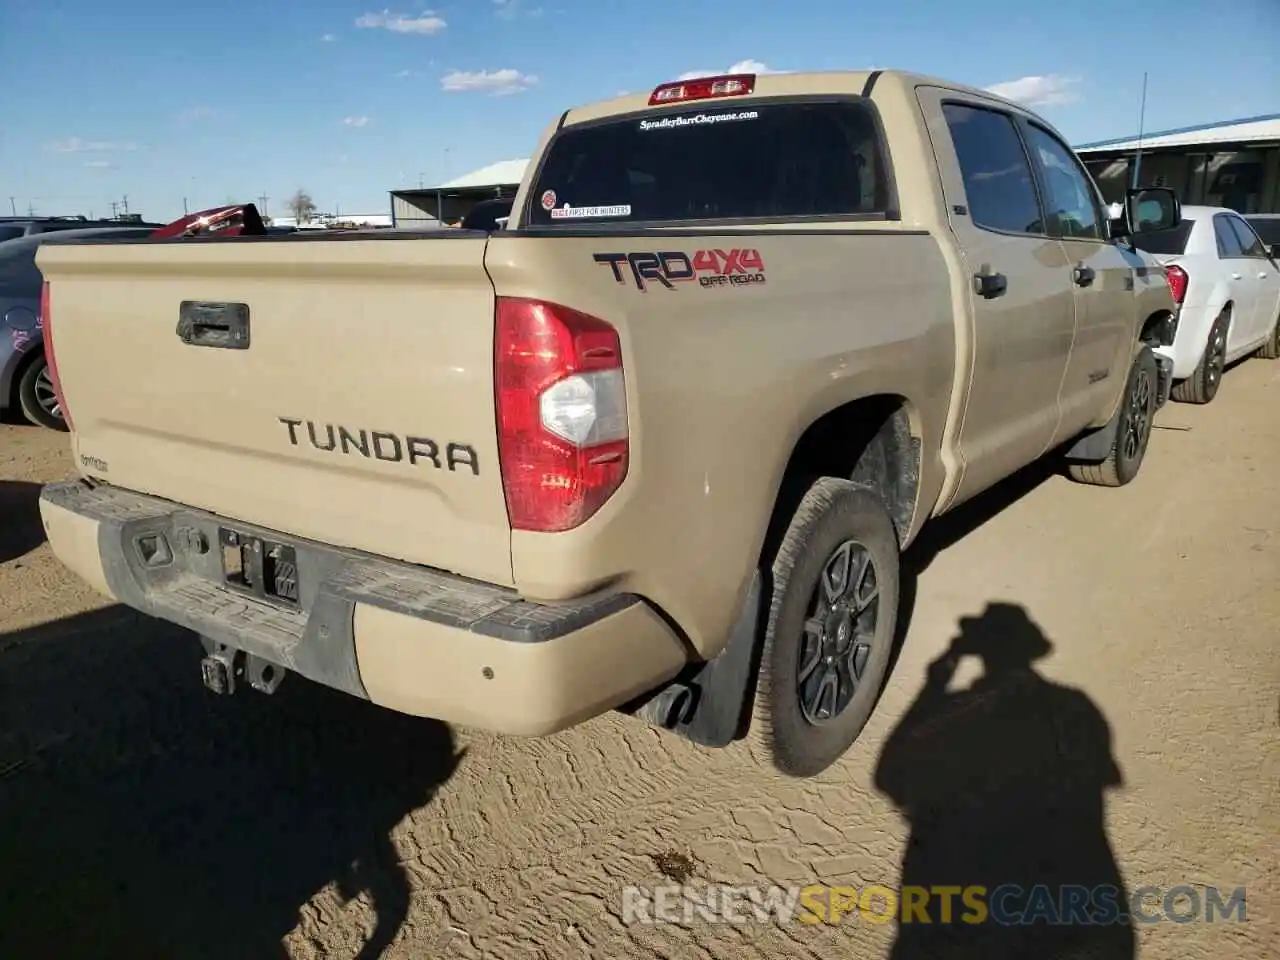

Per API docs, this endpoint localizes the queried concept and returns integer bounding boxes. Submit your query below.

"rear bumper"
[38,480,687,735]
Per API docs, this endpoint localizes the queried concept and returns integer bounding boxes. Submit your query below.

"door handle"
[176,301,251,350]
[973,271,1008,299]
[1231,272,1243,280]
[1072,265,1096,287]
[1260,273,1269,280]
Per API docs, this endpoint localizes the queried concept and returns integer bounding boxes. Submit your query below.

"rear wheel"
[17,355,67,431]
[1068,346,1158,488]
[751,479,900,777]
[1171,309,1229,404]
[1258,310,1280,360]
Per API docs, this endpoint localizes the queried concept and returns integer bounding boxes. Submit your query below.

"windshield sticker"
[539,189,557,211]
[637,110,759,132]
[549,203,632,220]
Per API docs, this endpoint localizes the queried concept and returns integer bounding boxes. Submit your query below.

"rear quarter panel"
[487,228,954,658]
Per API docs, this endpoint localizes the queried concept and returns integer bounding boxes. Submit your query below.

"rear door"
[918,90,1076,506]
[1224,214,1279,342]
[1212,213,1261,350]
[1017,119,1139,436]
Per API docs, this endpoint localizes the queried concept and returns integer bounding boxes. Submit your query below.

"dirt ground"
[1,359,1276,960]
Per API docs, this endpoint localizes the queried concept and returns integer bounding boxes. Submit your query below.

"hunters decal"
[540,189,557,211]
[550,203,632,220]
[593,249,766,291]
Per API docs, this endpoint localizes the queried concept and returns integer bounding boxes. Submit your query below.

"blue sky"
[4,0,1277,221]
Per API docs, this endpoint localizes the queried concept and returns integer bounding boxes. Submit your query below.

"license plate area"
[219,527,300,606]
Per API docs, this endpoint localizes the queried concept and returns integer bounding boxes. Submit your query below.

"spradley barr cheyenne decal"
[594,249,766,291]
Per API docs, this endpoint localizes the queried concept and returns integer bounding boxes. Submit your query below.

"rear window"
[1129,219,1194,256]
[526,99,890,226]
[0,225,28,243]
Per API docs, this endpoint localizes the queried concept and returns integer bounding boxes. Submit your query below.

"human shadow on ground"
[0,605,463,960]
[874,602,1134,960]
[0,480,46,564]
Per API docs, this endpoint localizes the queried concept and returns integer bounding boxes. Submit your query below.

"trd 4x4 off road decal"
[593,249,766,291]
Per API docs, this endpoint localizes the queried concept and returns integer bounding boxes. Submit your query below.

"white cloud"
[356,10,446,35]
[394,68,421,77]
[984,74,1080,107]
[321,33,337,42]
[441,68,538,95]
[343,116,371,128]
[677,59,778,81]
[47,137,138,153]
[493,0,543,18]
[84,160,116,170]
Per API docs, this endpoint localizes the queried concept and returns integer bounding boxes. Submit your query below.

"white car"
[1132,205,1280,403]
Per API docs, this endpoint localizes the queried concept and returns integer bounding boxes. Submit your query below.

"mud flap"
[624,570,763,748]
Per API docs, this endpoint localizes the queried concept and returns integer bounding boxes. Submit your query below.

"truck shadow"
[0,605,463,960]
[873,602,1134,958]
[0,480,46,564]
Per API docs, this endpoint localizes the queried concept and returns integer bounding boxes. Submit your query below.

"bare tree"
[288,189,317,224]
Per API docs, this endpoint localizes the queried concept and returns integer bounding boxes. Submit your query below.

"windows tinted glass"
[1226,216,1266,258]
[943,103,1042,235]
[1023,124,1103,240]
[1245,217,1280,246]
[1214,215,1246,258]
[0,226,27,243]
[526,100,887,225]
[1130,219,1194,256]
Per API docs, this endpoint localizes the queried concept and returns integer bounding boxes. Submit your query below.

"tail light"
[649,73,755,106]
[40,281,73,430]
[1165,265,1188,305]
[495,298,628,532]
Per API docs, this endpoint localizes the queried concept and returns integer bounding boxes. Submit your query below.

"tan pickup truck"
[36,70,1179,777]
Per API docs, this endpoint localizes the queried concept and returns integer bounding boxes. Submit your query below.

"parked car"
[36,69,1178,777]
[1130,206,1280,403]
[0,227,157,429]
[0,216,163,243]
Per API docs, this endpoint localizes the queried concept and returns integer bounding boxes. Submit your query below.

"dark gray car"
[1,226,157,429]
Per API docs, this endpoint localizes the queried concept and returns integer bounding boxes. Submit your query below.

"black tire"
[17,354,68,431]
[1171,309,1229,404]
[1258,310,1280,360]
[1067,346,1158,488]
[751,478,900,777]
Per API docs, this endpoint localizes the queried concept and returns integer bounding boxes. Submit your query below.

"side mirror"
[1126,187,1180,234]
[1269,243,1280,261]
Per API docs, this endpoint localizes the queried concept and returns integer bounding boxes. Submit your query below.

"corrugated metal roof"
[1076,113,1280,153]
[439,159,530,189]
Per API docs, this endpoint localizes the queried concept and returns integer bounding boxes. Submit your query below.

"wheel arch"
[760,394,924,569]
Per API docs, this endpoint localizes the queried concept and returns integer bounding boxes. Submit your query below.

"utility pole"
[111,201,119,219]
[27,203,35,217]
[183,197,188,215]
[258,192,269,216]
[7,197,15,216]
[121,194,129,216]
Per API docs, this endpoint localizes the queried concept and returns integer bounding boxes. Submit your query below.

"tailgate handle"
[177,301,250,350]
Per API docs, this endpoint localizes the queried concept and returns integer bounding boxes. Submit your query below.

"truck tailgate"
[37,235,513,586]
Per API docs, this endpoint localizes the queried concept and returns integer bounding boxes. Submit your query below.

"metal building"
[390,159,530,228]
[1076,113,1280,215]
